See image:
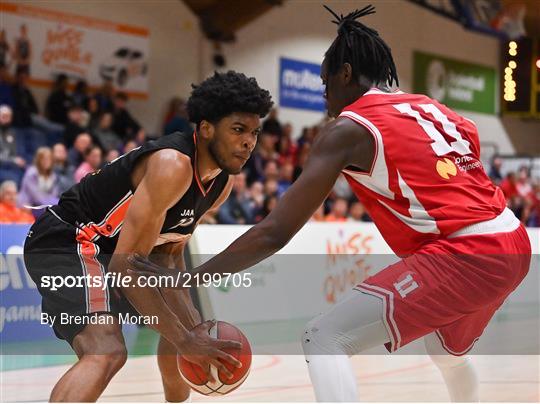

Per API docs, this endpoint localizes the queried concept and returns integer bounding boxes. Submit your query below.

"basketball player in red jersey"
[130,6,532,402]
[24,71,272,402]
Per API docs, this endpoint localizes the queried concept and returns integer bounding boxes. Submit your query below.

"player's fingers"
[127,268,156,278]
[210,359,234,379]
[215,338,242,350]
[215,350,242,368]
[199,319,216,332]
[128,255,161,272]
[203,361,216,383]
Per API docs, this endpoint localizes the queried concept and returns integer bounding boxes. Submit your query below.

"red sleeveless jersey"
[340,88,506,256]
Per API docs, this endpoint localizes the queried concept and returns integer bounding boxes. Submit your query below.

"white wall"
[202,0,506,143]
[21,0,200,134]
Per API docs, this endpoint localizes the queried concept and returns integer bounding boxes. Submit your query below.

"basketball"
[177,321,252,396]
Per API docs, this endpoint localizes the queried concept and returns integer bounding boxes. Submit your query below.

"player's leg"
[49,316,127,402]
[424,332,479,402]
[301,289,390,402]
[158,336,191,402]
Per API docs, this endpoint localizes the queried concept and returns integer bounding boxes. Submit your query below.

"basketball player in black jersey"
[23,71,272,402]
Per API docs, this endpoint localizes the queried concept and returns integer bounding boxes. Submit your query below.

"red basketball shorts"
[356,222,531,355]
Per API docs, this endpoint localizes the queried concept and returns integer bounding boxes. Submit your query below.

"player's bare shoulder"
[313,116,375,172]
[132,148,193,190]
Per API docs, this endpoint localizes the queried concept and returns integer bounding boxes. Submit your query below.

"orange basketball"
[177,321,252,396]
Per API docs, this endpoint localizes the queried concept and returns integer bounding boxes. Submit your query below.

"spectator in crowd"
[0,65,14,107]
[18,147,59,218]
[163,97,192,135]
[516,166,533,198]
[63,105,87,148]
[93,112,122,152]
[348,201,371,222]
[94,78,114,112]
[72,79,90,109]
[256,194,278,222]
[0,180,34,224]
[489,156,503,185]
[105,149,120,164]
[68,132,92,167]
[293,142,311,181]
[13,24,31,75]
[45,74,73,125]
[74,145,102,182]
[500,172,517,200]
[325,198,348,222]
[0,29,10,69]
[0,105,26,184]
[310,204,325,222]
[277,162,294,196]
[218,172,254,224]
[248,181,265,220]
[112,92,142,141]
[52,142,75,194]
[246,132,278,183]
[262,108,282,137]
[11,70,38,127]
[263,160,280,182]
[277,125,297,165]
[123,139,139,153]
[264,178,278,198]
[87,96,101,132]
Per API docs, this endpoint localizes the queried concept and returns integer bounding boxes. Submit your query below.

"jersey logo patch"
[167,209,195,230]
[436,158,457,179]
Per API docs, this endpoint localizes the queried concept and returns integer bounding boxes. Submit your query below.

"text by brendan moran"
[40,313,158,327]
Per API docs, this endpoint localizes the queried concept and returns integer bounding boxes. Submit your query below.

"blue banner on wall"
[279,57,326,112]
[0,224,57,343]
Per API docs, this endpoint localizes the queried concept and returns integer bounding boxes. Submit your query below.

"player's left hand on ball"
[183,320,243,382]
[127,253,178,280]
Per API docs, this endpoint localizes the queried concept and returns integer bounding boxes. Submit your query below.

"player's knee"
[301,315,346,355]
[429,352,471,370]
[78,343,127,380]
[74,323,128,373]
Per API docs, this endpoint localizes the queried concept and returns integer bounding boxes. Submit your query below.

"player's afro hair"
[187,71,273,126]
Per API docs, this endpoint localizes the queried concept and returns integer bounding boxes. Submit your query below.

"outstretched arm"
[193,118,373,275]
[129,118,373,279]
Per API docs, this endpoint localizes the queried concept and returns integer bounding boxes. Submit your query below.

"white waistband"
[447,207,520,238]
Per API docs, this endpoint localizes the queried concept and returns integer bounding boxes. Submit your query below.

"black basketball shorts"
[23,209,138,344]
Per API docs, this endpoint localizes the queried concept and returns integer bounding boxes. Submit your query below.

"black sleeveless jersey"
[51,132,229,253]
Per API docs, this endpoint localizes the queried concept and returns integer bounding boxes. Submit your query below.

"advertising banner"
[0,224,54,343]
[279,57,325,112]
[413,51,496,114]
[1,2,149,97]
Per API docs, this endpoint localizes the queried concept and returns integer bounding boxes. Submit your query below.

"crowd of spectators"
[1,68,538,228]
[0,69,192,224]
[489,156,540,227]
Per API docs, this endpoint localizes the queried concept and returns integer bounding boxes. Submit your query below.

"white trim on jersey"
[363,88,405,96]
[355,283,401,352]
[339,110,395,200]
[379,171,440,234]
[435,329,480,356]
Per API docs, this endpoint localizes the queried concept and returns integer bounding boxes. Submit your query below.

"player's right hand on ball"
[179,320,243,382]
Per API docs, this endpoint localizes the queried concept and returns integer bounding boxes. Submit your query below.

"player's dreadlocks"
[187,71,273,127]
[324,4,399,87]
